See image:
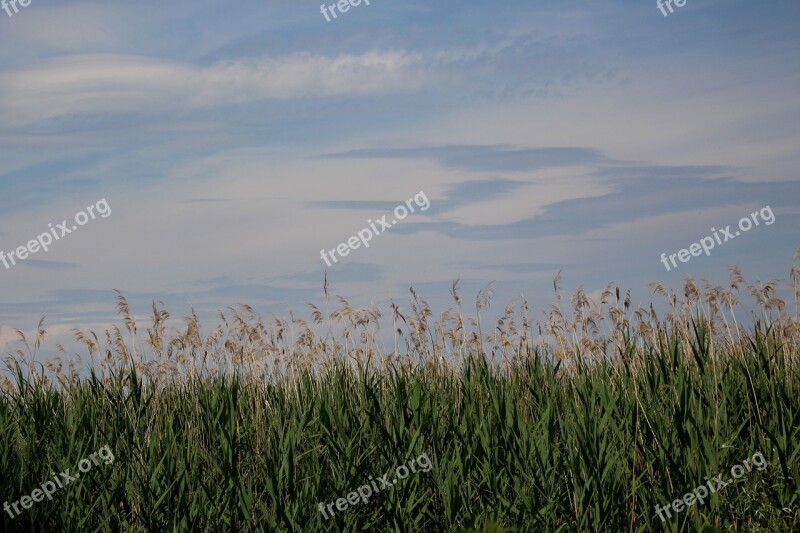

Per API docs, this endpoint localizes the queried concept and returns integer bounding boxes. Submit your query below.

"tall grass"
[2,256,800,531]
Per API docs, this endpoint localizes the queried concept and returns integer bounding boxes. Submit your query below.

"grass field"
[2,260,800,531]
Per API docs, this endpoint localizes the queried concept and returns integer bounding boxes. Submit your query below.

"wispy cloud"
[392,165,800,240]
[319,145,612,173]
[0,51,430,126]
[309,177,528,215]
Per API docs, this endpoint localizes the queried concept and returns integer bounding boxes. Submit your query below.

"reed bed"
[2,254,800,531]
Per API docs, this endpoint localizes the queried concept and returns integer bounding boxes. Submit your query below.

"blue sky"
[1,0,799,352]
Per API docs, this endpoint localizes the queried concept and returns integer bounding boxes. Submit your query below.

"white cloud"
[0,51,430,126]
[0,323,75,354]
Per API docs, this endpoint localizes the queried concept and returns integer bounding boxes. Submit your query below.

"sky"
[0,0,799,355]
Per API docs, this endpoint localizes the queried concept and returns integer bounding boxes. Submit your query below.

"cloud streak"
[320,145,613,173]
[0,51,430,126]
